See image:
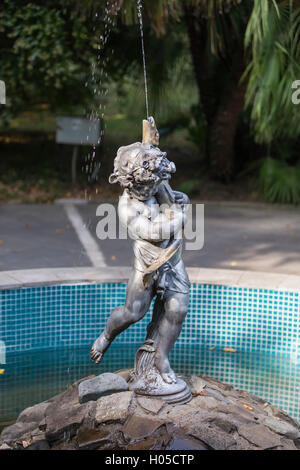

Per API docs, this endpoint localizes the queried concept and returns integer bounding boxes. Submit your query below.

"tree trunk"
[209,59,247,181]
[183,4,247,181]
[184,5,218,127]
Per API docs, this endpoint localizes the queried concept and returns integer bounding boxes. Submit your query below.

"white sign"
[56,116,101,146]
[0,81,5,105]
[0,340,6,364]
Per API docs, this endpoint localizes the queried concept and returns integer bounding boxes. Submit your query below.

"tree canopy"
[1,0,300,200]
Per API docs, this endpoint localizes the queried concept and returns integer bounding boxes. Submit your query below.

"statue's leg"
[154,290,189,384]
[90,269,154,363]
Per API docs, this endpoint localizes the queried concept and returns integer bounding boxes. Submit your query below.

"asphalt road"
[1,201,300,274]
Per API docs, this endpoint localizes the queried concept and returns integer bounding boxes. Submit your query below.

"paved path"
[0,201,299,274]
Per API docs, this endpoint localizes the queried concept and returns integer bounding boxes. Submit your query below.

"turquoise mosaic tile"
[0,282,300,422]
[1,283,299,355]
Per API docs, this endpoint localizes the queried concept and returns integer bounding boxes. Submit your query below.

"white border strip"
[0,267,300,292]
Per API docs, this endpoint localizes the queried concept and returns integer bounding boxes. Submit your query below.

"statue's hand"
[156,181,175,206]
[173,191,190,208]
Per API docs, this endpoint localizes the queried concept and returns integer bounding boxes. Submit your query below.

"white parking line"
[63,203,107,267]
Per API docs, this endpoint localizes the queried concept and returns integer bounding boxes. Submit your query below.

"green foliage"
[249,157,300,204]
[176,179,198,195]
[244,0,300,144]
[186,105,207,157]
[0,0,100,121]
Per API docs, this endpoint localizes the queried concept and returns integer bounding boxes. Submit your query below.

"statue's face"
[130,180,160,201]
[130,146,175,201]
[109,142,176,201]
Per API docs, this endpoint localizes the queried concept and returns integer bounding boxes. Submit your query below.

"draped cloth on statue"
[133,238,190,296]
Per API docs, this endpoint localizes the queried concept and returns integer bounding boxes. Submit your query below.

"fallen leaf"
[0,369,5,374]
[223,347,237,353]
[56,228,63,233]
[193,391,206,397]
[22,440,31,448]
[242,403,253,411]
[111,255,116,261]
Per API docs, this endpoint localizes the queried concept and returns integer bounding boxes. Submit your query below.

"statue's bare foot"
[90,332,111,364]
[155,355,177,384]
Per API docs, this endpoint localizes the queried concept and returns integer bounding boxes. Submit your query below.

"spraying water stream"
[137,0,149,118]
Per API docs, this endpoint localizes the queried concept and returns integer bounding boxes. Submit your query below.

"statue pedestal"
[129,371,192,405]
[128,339,192,404]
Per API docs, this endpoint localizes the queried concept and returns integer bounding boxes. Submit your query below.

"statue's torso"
[118,190,190,294]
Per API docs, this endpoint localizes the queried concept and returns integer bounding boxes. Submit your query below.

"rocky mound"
[1,371,299,451]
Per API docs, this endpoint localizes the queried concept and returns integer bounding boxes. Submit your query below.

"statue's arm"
[156,181,190,207]
[172,190,190,206]
[119,198,184,242]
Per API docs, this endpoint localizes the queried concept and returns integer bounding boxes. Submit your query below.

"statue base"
[128,369,192,405]
[128,339,192,404]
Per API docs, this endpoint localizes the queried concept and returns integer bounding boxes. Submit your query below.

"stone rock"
[186,375,206,395]
[189,395,219,411]
[219,402,257,423]
[159,403,199,426]
[205,387,231,403]
[45,401,93,443]
[1,373,300,451]
[189,422,236,450]
[264,416,300,440]
[78,373,129,404]
[238,423,282,449]
[16,401,51,425]
[114,369,132,382]
[137,397,165,414]
[123,415,164,441]
[0,443,12,450]
[1,421,38,444]
[277,437,298,450]
[205,412,238,434]
[264,403,300,430]
[76,427,111,450]
[201,375,233,391]
[95,391,133,424]
[22,430,50,450]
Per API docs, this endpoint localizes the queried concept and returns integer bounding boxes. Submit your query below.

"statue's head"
[109,142,176,200]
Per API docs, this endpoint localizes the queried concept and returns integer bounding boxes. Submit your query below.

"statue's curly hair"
[109,142,175,189]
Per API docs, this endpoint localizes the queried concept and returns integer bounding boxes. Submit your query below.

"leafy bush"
[176,179,199,196]
[249,157,300,204]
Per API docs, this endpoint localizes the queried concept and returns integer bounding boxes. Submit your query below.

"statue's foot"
[90,332,111,364]
[155,355,177,384]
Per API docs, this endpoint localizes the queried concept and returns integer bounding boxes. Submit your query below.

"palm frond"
[249,157,300,204]
[244,0,300,144]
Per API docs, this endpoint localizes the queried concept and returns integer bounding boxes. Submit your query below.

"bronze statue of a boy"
[91,118,191,403]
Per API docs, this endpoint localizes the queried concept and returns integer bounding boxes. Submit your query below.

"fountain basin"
[1,267,300,428]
